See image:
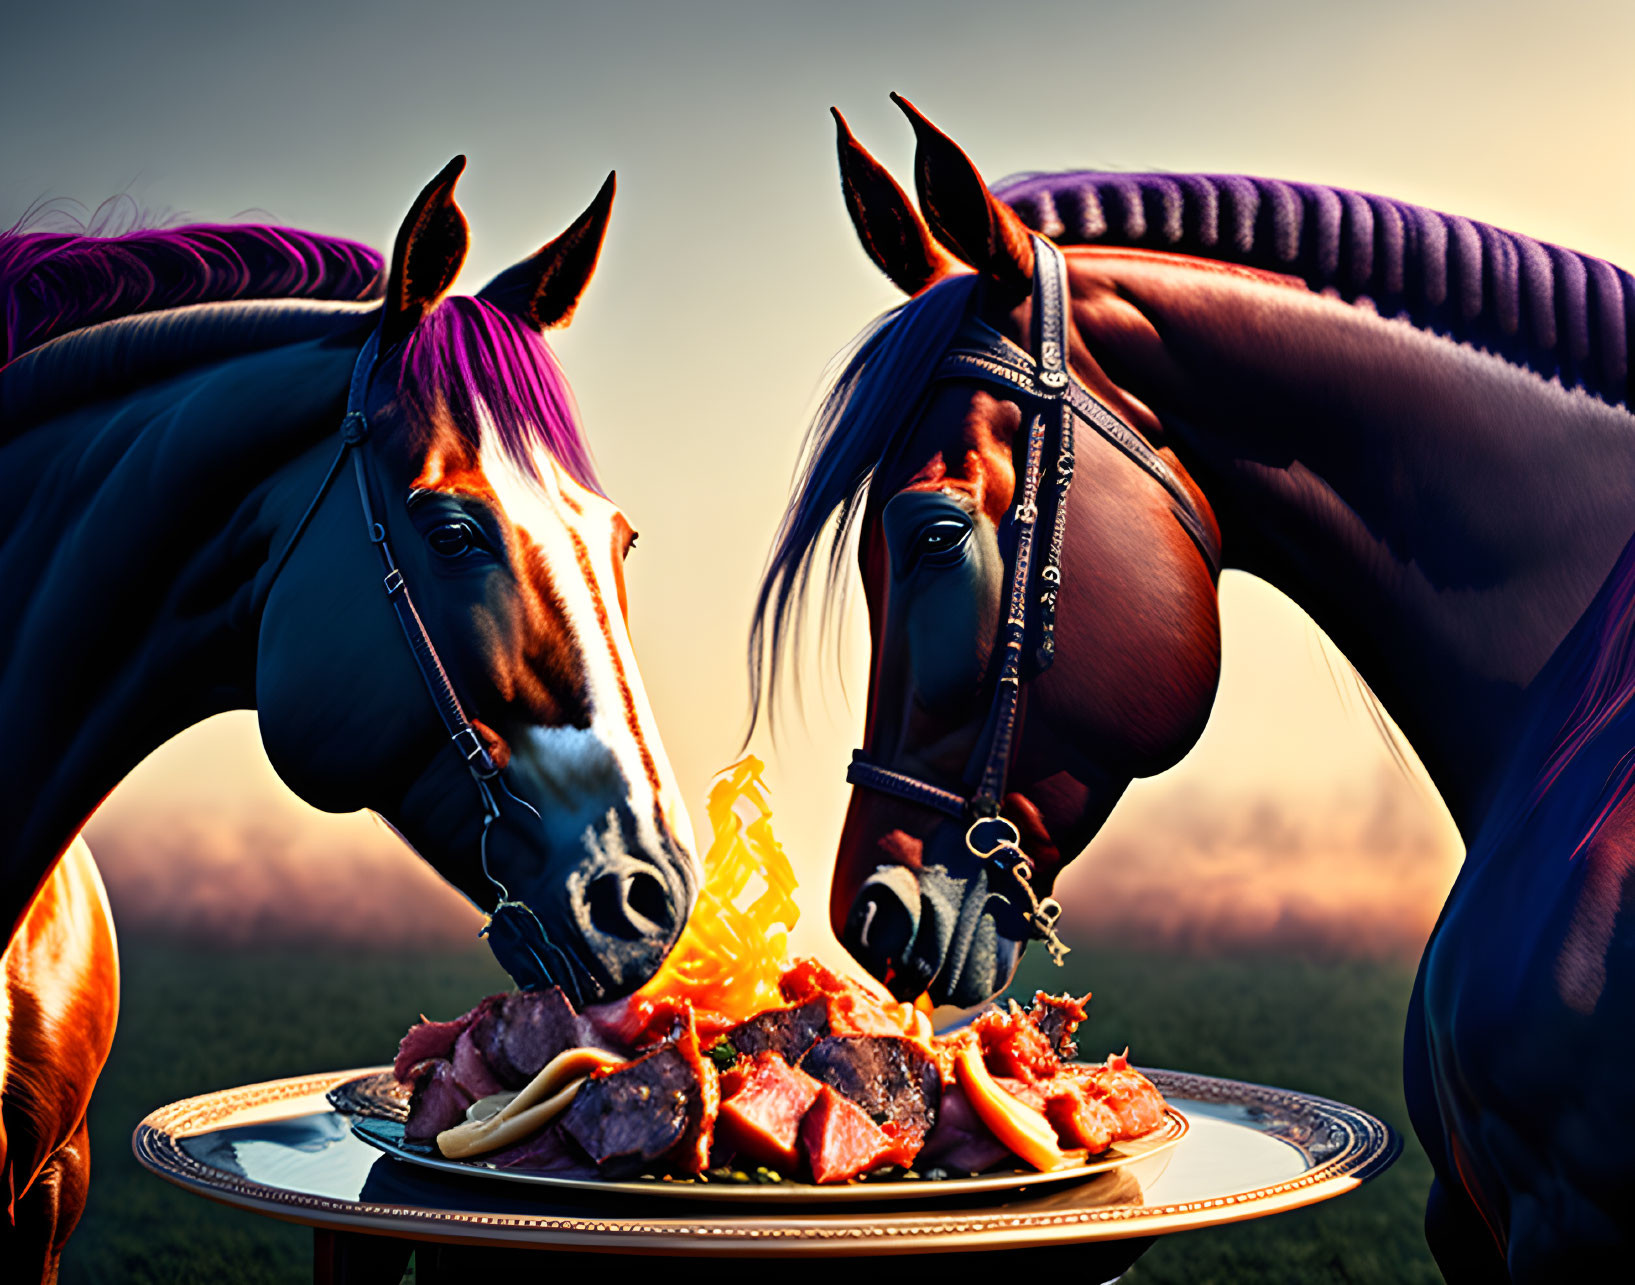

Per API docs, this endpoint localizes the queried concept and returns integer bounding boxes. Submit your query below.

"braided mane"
[996,172,1634,409]
[1,214,383,365]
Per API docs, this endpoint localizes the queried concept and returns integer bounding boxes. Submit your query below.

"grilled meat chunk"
[1028,991,1089,1062]
[450,1026,504,1100]
[973,1001,1061,1081]
[724,998,830,1064]
[669,1012,719,1174]
[780,959,919,1038]
[470,988,605,1088]
[558,1043,704,1177]
[404,1059,473,1142]
[799,1035,940,1160]
[717,1051,823,1170]
[801,1086,897,1184]
[1044,1085,1120,1153]
[394,995,494,1082]
[1070,1059,1167,1138]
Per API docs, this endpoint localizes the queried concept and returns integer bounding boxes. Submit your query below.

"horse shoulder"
[2,836,119,1204]
[1420,761,1635,1266]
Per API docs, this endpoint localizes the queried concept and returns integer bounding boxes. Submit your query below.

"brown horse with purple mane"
[751,98,1635,1279]
[0,160,700,1278]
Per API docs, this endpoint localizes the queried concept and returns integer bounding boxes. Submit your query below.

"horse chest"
[1414,770,1635,1258]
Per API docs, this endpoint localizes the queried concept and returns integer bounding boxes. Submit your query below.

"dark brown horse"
[0,160,699,1279]
[751,99,1635,1279]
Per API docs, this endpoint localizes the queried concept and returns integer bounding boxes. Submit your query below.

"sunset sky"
[8,0,1633,966]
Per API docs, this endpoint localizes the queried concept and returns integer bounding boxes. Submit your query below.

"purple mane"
[0,215,598,493]
[1,218,385,365]
[998,171,1635,409]
[400,296,601,496]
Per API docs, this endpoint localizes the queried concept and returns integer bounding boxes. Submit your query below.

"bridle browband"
[262,324,586,1004]
[845,237,1220,966]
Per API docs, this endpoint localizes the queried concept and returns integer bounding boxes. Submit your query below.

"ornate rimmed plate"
[329,1069,1188,1203]
[133,1065,1399,1256]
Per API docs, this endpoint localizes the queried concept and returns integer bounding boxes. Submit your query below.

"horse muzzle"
[841,858,1026,1008]
[479,795,695,1006]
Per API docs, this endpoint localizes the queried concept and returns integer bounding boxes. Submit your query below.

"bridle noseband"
[263,326,585,1003]
[845,237,1220,966]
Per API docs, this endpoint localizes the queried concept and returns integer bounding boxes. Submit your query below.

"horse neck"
[0,327,358,935]
[1083,250,1635,836]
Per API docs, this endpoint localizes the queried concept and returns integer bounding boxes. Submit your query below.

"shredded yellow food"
[632,755,800,1020]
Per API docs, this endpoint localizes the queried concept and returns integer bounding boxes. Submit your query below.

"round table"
[133,1065,1399,1283]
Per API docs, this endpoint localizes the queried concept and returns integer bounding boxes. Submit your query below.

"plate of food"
[330,759,1187,1203]
[333,982,1188,1203]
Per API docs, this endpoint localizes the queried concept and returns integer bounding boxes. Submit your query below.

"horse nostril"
[626,870,671,931]
[584,869,675,942]
[844,866,921,976]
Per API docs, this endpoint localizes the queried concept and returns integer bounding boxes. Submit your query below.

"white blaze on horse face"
[476,427,698,876]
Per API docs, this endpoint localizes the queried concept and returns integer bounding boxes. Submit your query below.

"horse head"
[257,158,698,1006]
[755,104,1222,1006]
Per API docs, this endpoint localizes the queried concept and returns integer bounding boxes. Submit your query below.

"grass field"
[59,937,1440,1284]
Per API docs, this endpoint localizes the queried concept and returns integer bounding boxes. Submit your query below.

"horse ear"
[477,172,615,331]
[381,155,470,349]
[891,94,1034,301]
[833,107,964,296]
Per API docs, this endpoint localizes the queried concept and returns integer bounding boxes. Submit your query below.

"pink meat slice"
[403,1060,474,1142]
[451,1026,505,1101]
[394,1017,469,1082]
[393,997,492,1082]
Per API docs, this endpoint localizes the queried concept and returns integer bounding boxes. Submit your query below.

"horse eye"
[913,519,969,561]
[428,520,478,558]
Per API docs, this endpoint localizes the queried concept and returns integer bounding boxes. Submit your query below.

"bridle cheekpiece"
[845,236,1220,966]
[262,324,585,1004]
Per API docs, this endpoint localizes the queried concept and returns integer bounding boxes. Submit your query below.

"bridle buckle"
[454,726,499,779]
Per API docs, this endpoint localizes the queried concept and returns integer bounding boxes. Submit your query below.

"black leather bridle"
[263,325,585,1003]
[845,237,1220,965]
